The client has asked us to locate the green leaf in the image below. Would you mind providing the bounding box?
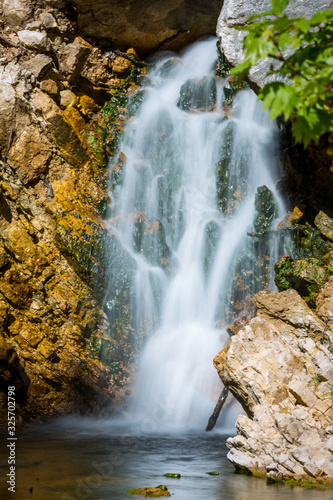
[271,0,289,16]
[260,82,298,121]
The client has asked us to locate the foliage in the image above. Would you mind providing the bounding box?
[231,0,333,147]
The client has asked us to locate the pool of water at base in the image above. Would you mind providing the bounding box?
[0,419,332,500]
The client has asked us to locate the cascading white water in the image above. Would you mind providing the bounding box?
[106,38,286,429]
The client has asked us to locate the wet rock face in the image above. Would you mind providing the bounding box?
[71,0,223,55]
[214,288,333,485]
[217,0,333,90]
[0,0,143,424]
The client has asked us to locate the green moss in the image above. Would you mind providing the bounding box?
[274,255,293,291]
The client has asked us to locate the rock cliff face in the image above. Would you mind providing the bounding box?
[71,0,224,55]
[0,0,145,424]
[214,286,333,485]
[217,0,333,90]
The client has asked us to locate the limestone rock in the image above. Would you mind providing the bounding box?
[214,288,333,485]
[71,0,223,55]
[217,0,333,90]
[17,30,52,52]
[3,0,33,29]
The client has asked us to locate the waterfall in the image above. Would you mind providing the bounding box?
[106,38,286,430]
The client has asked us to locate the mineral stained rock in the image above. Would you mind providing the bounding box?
[214,288,333,485]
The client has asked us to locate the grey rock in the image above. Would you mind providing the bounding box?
[217,0,333,90]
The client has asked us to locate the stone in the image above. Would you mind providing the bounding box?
[0,83,16,153]
[25,21,43,31]
[20,54,53,80]
[112,56,132,74]
[40,12,58,30]
[214,287,333,485]
[58,37,93,82]
[3,0,33,29]
[217,0,333,90]
[127,487,171,497]
[39,79,58,96]
[7,127,52,184]
[253,185,278,234]
[78,95,98,116]
[315,211,333,241]
[17,30,52,52]
[59,89,78,109]
[316,276,333,320]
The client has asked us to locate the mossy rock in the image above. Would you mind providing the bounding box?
[127,486,171,497]
[207,471,219,475]
[164,473,181,478]
[177,77,216,112]
[253,185,279,234]
[293,222,333,261]
[275,255,329,306]
[314,211,333,241]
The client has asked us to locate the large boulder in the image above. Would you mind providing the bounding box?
[71,0,223,55]
[217,0,333,89]
[214,288,333,485]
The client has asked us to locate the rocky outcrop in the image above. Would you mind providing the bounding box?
[71,0,223,55]
[214,288,333,485]
[0,0,143,424]
[217,0,333,90]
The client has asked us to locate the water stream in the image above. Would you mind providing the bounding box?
[106,37,286,429]
[1,38,331,500]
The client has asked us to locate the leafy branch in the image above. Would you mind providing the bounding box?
[231,0,333,148]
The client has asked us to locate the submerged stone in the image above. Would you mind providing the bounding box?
[207,471,219,475]
[164,473,181,478]
[127,486,171,497]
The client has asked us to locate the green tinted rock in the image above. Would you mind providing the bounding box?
[177,77,216,111]
[314,211,333,241]
[164,473,181,478]
[207,471,219,475]
[253,185,279,234]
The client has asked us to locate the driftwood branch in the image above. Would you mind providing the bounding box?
[206,386,229,431]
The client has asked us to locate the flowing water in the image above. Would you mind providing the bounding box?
[0,39,330,500]
[106,37,286,428]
